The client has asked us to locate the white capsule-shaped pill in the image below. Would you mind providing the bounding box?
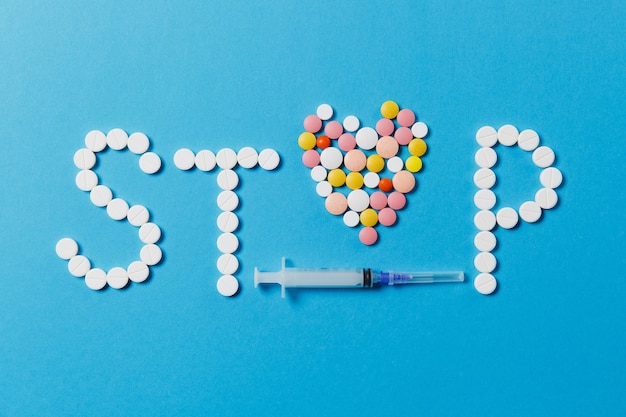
[474,189,496,210]
[140,244,162,266]
[128,261,150,283]
[518,129,540,151]
[532,146,555,168]
[535,187,558,209]
[474,231,497,252]
[75,170,98,191]
[540,167,563,189]
[519,201,542,223]
[216,148,238,170]
[217,253,239,275]
[127,132,150,154]
[217,169,239,191]
[473,168,496,189]
[174,148,196,170]
[127,205,150,226]
[475,126,498,147]
[73,148,97,170]
[85,130,107,152]
[139,222,161,244]
[474,251,497,273]
[474,147,498,168]
[217,190,239,212]
[139,152,162,174]
[258,148,280,170]
[107,198,130,221]
[90,185,113,207]
[217,211,239,233]
[107,267,129,289]
[237,147,258,169]
[106,128,128,151]
[195,150,216,171]
[496,207,519,229]
[316,181,332,197]
[68,255,91,277]
[85,268,107,290]
[217,275,239,297]
[474,273,497,295]
[498,124,518,146]
[474,210,496,231]
[56,238,79,260]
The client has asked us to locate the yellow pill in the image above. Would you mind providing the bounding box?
[366,154,385,173]
[298,132,317,150]
[380,100,400,119]
[345,172,364,190]
[408,138,427,156]
[327,169,346,187]
[360,208,378,227]
[405,156,423,172]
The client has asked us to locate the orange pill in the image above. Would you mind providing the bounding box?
[392,170,416,193]
[375,136,399,158]
[344,149,367,171]
[325,192,348,215]
[379,178,393,192]
[316,135,331,149]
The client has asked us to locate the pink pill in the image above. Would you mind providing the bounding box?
[302,149,320,168]
[378,208,397,226]
[344,149,367,172]
[396,109,416,127]
[304,115,322,133]
[387,191,406,210]
[375,136,399,159]
[394,127,413,145]
[359,227,378,246]
[325,121,344,139]
[370,192,388,210]
[376,118,395,136]
[338,133,356,151]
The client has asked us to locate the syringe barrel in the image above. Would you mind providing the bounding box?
[283,268,366,288]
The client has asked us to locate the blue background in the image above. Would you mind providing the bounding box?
[1,1,625,416]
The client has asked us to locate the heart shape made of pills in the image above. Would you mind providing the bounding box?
[299,101,429,245]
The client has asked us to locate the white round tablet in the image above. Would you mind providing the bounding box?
[474,251,497,273]
[107,267,129,289]
[316,103,333,120]
[473,168,496,189]
[217,253,239,275]
[56,237,78,260]
[217,190,239,212]
[258,148,280,170]
[139,222,161,244]
[320,147,343,169]
[217,275,239,297]
[140,244,162,266]
[217,232,239,254]
[73,148,96,170]
[474,147,498,168]
[363,172,380,188]
[310,165,327,182]
[497,124,519,146]
[128,261,150,283]
[195,150,216,171]
[347,189,370,212]
[75,170,98,191]
[518,129,540,151]
[496,207,519,229]
[90,185,113,207]
[411,122,428,139]
[85,268,107,290]
[343,210,360,227]
[475,126,498,147]
[316,181,332,197]
[216,148,238,170]
[532,146,555,168]
[237,147,258,169]
[540,167,563,189]
[217,211,239,233]
[217,169,239,191]
[139,152,162,174]
[68,255,91,277]
[519,201,542,223]
[474,273,497,295]
[535,187,558,209]
[474,231,497,252]
[127,132,150,154]
[474,210,496,231]
[174,148,196,170]
[127,205,149,226]
[107,198,130,221]
[343,115,360,132]
[85,130,107,152]
[106,128,128,151]
[355,127,378,150]
[474,189,497,210]
[387,156,404,173]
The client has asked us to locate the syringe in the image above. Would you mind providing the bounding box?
[254,258,464,297]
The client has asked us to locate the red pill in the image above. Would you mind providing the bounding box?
[316,135,331,149]
[379,178,393,192]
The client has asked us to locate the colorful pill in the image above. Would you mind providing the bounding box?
[378,178,393,192]
[344,149,367,171]
[360,208,378,227]
[396,109,415,127]
[304,114,323,133]
[325,192,348,215]
[298,132,317,150]
[366,154,385,173]
[359,227,378,246]
[316,135,331,149]
[369,191,388,210]
[380,100,400,119]
[376,118,395,136]
[387,192,406,210]
[376,136,399,159]
[378,207,397,226]
[394,127,413,145]
[302,149,320,168]
[405,156,423,172]
[392,170,416,193]
[327,169,346,187]
[345,172,364,190]
[338,133,356,151]
[408,138,427,156]
[325,121,344,139]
